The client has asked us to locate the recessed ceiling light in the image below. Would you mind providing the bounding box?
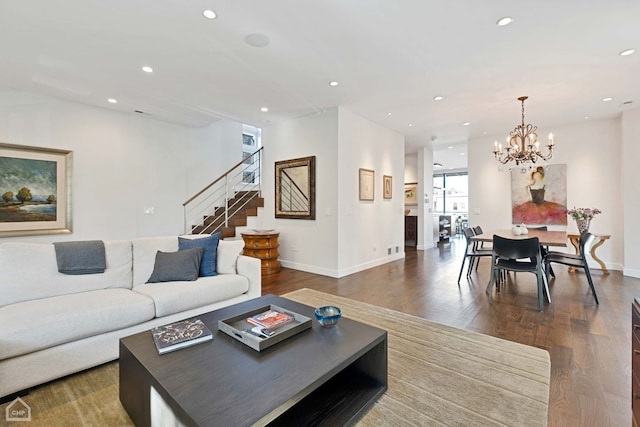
[448,146,453,149]
[329,81,339,87]
[459,152,465,156]
[602,97,613,102]
[463,122,471,126]
[584,116,589,120]
[620,48,635,56]
[203,9,217,19]
[408,123,413,127]
[433,96,443,101]
[496,16,513,27]
[387,112,392,116]
[108,98,117,104]
[260,107,269,112]
[142,66,153,73]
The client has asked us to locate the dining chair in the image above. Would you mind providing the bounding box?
[470,225,492,272]
[457,228,493,284]
[487,235,550,311]
[544,232,599,304]
[528,225,554,277]
[473,226,489,248]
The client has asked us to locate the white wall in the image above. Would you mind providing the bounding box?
[336,108,405,276]
[262,107,405,278]
[622,108,640,277]
[404,153,419,216]
[468,116,626,272]
[262,109,340,276]
[417,147,435,249]
[0,91,241,243]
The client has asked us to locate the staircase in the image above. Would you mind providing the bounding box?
[184,148,263,238]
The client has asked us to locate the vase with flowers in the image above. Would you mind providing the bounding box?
[567,207,602,233]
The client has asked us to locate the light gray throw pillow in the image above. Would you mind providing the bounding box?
[146,247,204,283]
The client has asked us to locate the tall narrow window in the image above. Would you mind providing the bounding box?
[242,125,261,184]
[433,172,468,237]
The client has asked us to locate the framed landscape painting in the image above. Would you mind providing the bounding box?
[0,143,72,236]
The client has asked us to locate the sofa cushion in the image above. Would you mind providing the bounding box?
[0,289,155,360]
[131,236,179,286]
[146,247,204,283]
[217,239,246,274]
[178,233,221,277]
[134,275,249,317]
[0,240,133,307]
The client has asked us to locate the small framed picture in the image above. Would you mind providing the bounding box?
[383,175,392,199]
[404,182,417,205]
[359,168,374,201]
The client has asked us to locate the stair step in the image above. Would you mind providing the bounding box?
[221,227,235,238]
[190,192,262,239]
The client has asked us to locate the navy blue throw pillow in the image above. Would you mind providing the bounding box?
[178,233,221,277]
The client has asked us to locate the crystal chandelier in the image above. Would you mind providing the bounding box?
[493,96,554,166]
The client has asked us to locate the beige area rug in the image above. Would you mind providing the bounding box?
[0,289,550,426]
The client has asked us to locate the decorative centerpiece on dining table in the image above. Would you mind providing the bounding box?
[567,207,602,233]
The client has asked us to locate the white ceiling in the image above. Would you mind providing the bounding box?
[1,1,639,170]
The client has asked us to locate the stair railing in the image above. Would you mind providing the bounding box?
[183,147,263,235]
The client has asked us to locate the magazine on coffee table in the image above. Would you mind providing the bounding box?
[246,309,295,330]
[218,304,311,352]
[151,319,213,355]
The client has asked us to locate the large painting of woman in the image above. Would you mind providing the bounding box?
[511,164,567,225]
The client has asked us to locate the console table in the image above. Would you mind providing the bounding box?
[241,229,280,275]
[568,233,610,274]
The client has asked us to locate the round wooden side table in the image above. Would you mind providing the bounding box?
[241,230,281,276]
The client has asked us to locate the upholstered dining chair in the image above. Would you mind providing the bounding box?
[487,235,550,311]
[544,232,599,304]
[457,228,493,284]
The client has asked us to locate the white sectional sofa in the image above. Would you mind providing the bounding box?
[0,235,261,399]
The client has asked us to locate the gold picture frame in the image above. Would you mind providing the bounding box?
[0,142,73,237]
[359,168,375,201]
[383,175,392,199]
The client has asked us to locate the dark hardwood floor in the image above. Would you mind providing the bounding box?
[263,235,640,427]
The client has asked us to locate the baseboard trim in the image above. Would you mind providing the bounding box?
[279,253,406,279]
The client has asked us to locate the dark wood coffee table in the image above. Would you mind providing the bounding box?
[119,294,387,426]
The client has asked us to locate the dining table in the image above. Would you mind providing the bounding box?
[471,229,568,247]
[472,228,568,299]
